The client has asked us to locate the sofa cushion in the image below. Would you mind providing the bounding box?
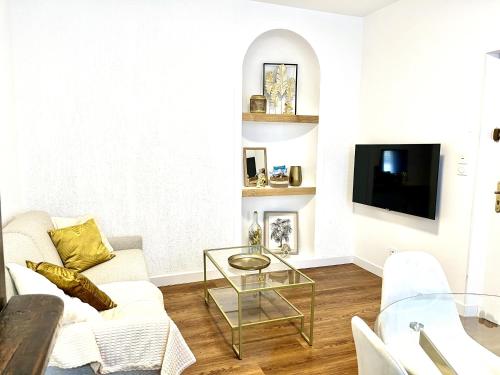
[81,249,149,285]
[52,215,115,253]
[27,261,117,311]
[48,219,115,272]
[7,263,102,325]
[3,211,63,299]
[97,281,165,321]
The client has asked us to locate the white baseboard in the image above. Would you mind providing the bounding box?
[150,269,219,287]
[352,256,383,277]
[287,255,354,270]
[150,255,353,287]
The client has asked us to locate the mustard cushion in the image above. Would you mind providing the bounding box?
[26,260,117,311]
[48,218,115,272]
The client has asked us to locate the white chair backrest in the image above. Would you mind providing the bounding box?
[381,251,452,310]
[352,316,408,375]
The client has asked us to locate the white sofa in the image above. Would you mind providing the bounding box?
[3,210,194,375]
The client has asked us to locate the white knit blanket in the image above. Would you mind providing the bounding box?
[49,281,196,375]
[50,316,195,374]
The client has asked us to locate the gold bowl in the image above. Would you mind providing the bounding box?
[228,253,271,271]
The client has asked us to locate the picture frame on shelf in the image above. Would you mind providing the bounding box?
[262,63,298,115]
[264,211,299,254]
[243,147,268,187]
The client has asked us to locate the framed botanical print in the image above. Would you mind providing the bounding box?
[262,63,298,115]
[264,211,299,254]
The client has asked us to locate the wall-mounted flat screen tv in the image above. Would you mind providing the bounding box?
[353,144,441,219]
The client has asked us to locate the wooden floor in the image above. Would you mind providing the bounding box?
[161,264,381,375]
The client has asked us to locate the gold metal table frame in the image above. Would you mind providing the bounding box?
[203,245,315,359]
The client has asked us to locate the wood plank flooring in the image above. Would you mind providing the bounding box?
[161,264,381,375]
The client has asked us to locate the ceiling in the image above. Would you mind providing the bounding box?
[254,0,400,17]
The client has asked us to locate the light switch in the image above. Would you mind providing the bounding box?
[457,152,468,176]
[458,154,468,165]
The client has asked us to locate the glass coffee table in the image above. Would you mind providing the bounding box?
[203,245,315,359]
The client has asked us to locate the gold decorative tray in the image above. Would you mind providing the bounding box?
[228,253,271,271]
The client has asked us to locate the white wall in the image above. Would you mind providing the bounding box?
[7,0,239,276]
[356,0,500,292]
[4,0,363,280]
[0,0,20,222]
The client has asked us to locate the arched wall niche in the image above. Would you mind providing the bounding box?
[242,29,320,115]
[240,29,321,258]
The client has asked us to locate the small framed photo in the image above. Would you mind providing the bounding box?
[264,211,299,254]
[262,63,298,115]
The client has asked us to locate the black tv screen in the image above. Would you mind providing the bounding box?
[353,144,441,219]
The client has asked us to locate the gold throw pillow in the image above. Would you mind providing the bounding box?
[26,260,117,311]
[48,218,115,272]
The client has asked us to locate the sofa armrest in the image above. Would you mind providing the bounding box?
[108,235,143,250]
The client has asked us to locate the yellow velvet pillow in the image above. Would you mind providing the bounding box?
[48,218,115,272]
[26,260,117,311]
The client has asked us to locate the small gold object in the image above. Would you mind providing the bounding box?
[495,182,500,213]
[228,253,271,271]
[256,171,267,188]
[250,95,266,113]
[280,244,291,258]
[289,166,302,187]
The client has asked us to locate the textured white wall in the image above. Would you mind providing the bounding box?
[0,0,19,223]
[5,0,363,278]
[356,0,500,292]
[7,0,239,276]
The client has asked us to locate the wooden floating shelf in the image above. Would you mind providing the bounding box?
[242,113,319,124]
[242,186,316,197]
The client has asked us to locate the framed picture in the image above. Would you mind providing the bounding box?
[264,211,299,254]
[242,147,268,187]
[262,63,298,115]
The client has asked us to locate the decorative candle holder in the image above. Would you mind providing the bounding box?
[250,95,267,113]
[289,166,302,186]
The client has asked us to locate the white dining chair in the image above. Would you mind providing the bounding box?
[380,251,452,310]
[351,316,408,375]
[378,251,500,375]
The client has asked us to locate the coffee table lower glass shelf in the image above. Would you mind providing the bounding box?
[208,287,304,327]
[203,245,315,359]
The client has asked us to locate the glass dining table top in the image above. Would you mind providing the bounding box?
[376,293,500,375]
[204,245,313,293]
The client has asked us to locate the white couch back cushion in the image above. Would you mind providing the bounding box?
[3,210,63,298]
